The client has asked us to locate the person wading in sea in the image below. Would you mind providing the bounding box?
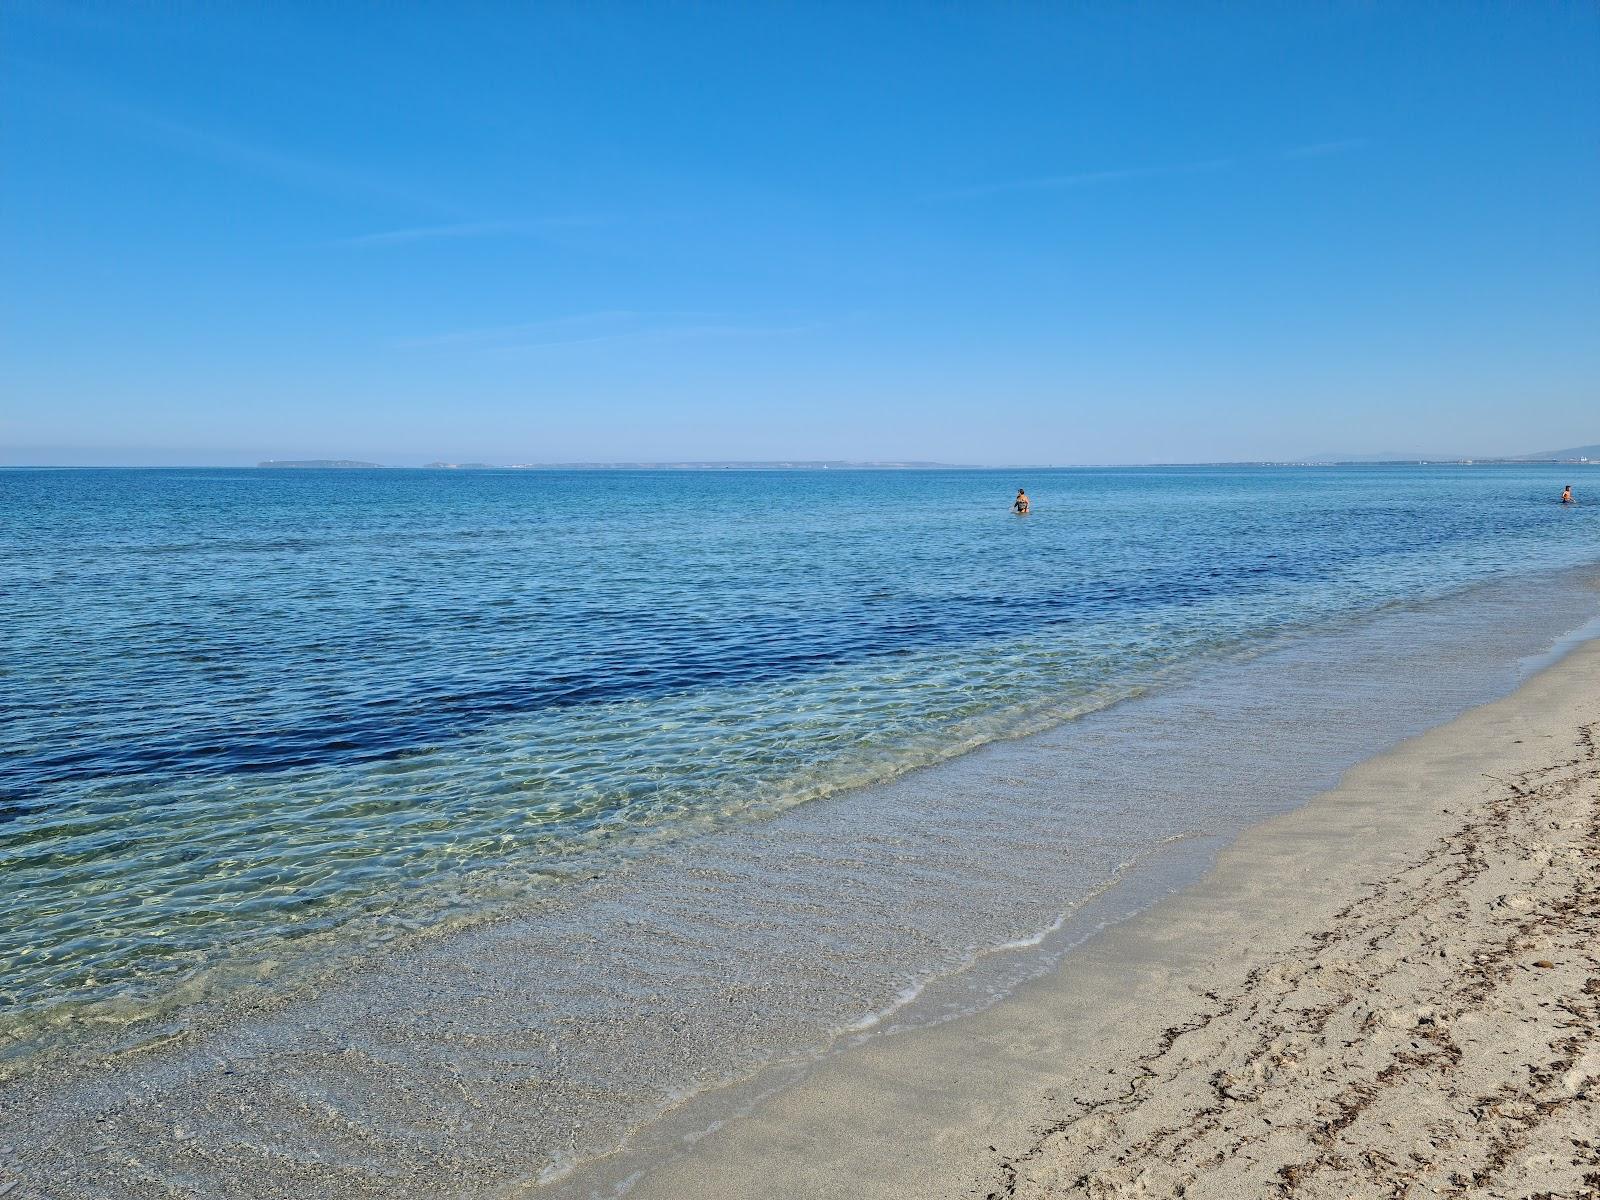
[1012,488,1030,515]
[1561,484,1574,504]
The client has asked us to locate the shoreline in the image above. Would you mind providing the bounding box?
[5,579,1599,1199]
[596,636,1600,1199]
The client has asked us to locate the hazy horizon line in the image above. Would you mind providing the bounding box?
[6,456,1597,471]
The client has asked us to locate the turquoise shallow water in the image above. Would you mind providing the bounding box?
[1,464,1597,1045]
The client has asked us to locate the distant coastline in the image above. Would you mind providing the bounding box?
[257,459,984,471]
[244,451,1598,471]
[1302,442,1600,466]
[5,452,1594,471]
[257,459,385,469]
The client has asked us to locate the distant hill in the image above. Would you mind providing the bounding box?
[1304,443,1598,465]
[258,459,384,468]
[1517,444,1600,462]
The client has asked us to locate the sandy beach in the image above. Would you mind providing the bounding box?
[10,2,1599,1195]
[601,636,1600,1200]
[5,620,1600,1200]
[4,620,1598,1200]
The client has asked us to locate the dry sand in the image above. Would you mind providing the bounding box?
[604,638,1600,1200]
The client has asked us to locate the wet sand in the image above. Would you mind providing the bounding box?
[606,637,1600,1200]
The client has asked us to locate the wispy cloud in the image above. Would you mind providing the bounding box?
[339,221,527,247]
[933,157,1233,201]
[29,62,457,216]
[1283,137,1369,159]
[399,310,816,352]
[337,216,608,248]
[399,311,641,349]
[110,105,455,215]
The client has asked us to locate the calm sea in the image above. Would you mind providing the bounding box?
[2,464,1597,1071]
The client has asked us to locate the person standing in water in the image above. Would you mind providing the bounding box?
[1012,488,1030,515]
[1561,484,1573,504]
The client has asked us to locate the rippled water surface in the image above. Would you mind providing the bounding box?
[2,465,1597,1047]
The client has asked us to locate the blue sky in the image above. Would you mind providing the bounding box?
[3,2,1596,465]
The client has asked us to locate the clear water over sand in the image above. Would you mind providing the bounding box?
[2,464,1597,1054]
